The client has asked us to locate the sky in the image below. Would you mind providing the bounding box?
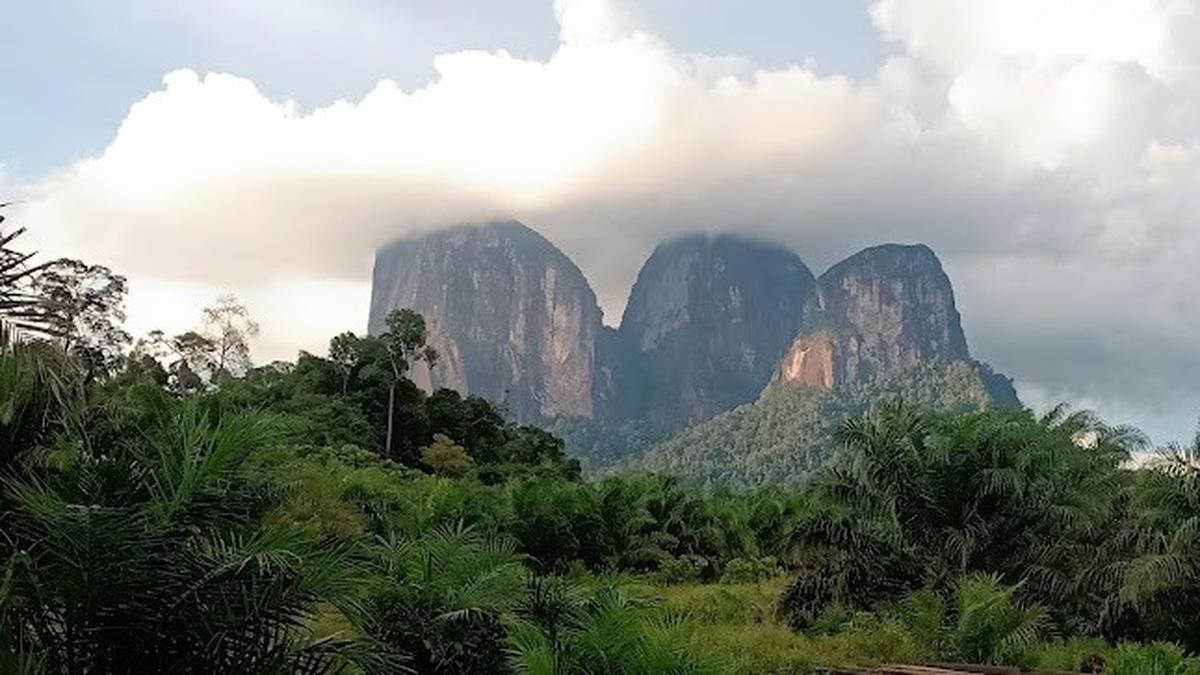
[3,0,1199,444]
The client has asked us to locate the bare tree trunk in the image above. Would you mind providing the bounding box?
[386,381,396,458]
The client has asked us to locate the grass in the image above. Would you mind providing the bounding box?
[632,577,935,674]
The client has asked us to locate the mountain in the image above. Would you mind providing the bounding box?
[772,243,1017,405]
[774,244,968,390]
[624,243,1019,487]
[619,234,815,428]
[368,220,611,422]
[369,223,1019,485]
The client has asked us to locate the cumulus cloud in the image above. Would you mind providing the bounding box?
[15,0,1200,441]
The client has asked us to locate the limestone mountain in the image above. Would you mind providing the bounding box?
[618,234,815,428]
[626,243,1019,487]
[369,223,1018,484]
[368,220,612,423]
[775,244,968,389]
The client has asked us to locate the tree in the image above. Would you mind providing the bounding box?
[201,294,259,377]
[421,433,474,476]
[779,400,1137,630]
[0,205,55,337]
[1119,429,1200,647]
[0,391,387,672]
[382,309,438,458]
[359,523,525,674]
[170,330,219,392]
[134,328,217,393]
[31,257,130,377]
[328,331,363,394]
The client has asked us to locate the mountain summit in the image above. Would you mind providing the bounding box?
[775,244,969,390]
[619,234,815,428]
[368,220,609,422]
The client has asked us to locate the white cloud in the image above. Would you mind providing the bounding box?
[14,0,1200,442]
[870,0,1199,82]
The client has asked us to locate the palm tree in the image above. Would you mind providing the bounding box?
[356,522,526,674]
[1118,428,1200,647]
[0,205,55,339]
[507,581,703,675]
[780,400,1138,629]
[0,392,383,673]
[950,573,1050,664]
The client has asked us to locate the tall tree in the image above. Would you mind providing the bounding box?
[168,330,219,392]
[329,331,363,394]
[382,309,438,458]
[31,257,130,377]
[133,328,217,393]
[201,294,259,377]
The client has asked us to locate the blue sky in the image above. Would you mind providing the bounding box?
[5,0,1200,444]
[3,0,888,180]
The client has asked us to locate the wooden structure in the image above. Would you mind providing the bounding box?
[823,664,1080,674]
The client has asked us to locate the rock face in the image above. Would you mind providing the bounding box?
[775,244,970,389]
[368,224,1019,447]
[368,221,608,422]
[636,244,1020,488]
[619,235,815,427]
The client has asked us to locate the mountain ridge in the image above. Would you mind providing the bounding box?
[368,220,1018,483]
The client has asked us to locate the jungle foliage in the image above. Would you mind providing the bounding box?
[3,219,1200,672]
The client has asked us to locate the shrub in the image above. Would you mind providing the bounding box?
[720,556,780,584]
[1026,637,1110,672]
[951,573,1049,666]
[653,555,706,585]
[1106,641,1200,675]
[422,433,474,476]
[508,584,708,674]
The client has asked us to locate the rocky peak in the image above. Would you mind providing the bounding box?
[368,220,606,423]
[777,243,969,388]
[620,234,815,427]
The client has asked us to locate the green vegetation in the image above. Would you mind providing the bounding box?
[630,360,1011,488]
[4,216,1200,672]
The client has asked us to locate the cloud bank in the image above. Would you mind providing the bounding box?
[17,0,1200,441]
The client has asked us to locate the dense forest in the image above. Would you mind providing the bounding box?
[620,360,1011,488]
[4,215,1200,674]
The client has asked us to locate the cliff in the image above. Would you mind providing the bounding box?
[619,234,815,427]
[368,220,608,422]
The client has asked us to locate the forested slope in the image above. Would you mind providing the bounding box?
[629,361,1007,487]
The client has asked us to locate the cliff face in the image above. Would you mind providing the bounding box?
[619,235,815,427]
[368,221,607,422]
[775,244,970,389]
[636,244,1020,488]
[368,224,1018,449]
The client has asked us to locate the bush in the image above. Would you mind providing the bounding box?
[951,573,1049,666]
[1026,637,1110,672]
[653,555,706,585]
[508,584,708,674]
[720,556,780,584]
[421,433,474,476]
[1106,641,1200,675]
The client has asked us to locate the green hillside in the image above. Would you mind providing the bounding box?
[626,361,1016,488]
